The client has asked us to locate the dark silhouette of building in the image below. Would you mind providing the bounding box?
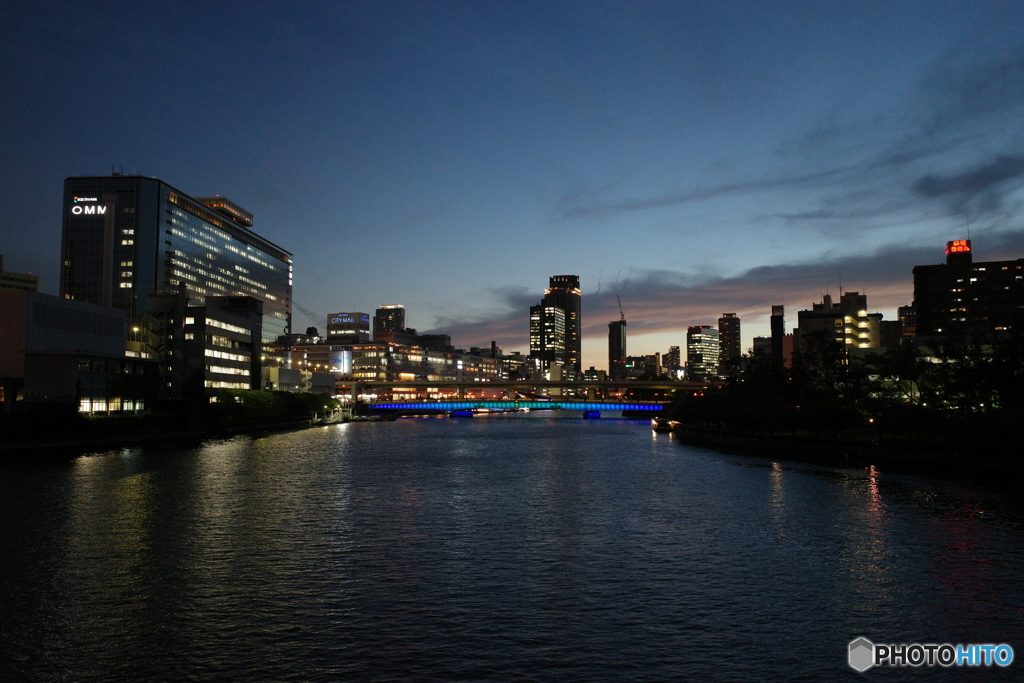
[770,305,785,365]
[718,313,741,366]
[898,305,916,337]
[0,290,157,413]
[544,275,582,372]
[373,305,406,338]
[608,319,626,380]
[664,345,681,377]
[913,240,1024,336]
[0,255,39,292]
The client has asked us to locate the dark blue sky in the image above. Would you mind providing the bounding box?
[3,1,1024,367]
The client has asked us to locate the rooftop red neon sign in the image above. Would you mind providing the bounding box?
[946,239,971,255]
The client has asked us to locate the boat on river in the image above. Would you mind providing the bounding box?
[652,417,675,433]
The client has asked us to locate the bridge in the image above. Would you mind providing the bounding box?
[367,399,666,413]
[336,379,709,415]
[339,379,708,401]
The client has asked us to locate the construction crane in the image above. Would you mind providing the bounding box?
[617,294,625,321]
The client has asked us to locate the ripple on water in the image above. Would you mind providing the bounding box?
[1,418,1023,681]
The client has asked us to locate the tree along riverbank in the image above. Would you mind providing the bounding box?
[0,389,342,456]
[665,332,1024,475]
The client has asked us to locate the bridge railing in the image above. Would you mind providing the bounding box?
[367,399,665,412]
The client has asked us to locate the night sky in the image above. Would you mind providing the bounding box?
[3,1,1024,369]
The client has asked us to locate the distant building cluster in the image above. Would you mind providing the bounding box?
[2,170,1021,416]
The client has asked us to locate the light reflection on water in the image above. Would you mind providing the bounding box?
[2,418,1023,681]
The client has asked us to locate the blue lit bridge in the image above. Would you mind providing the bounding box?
[367,400,665,414]
[347,379,705,416]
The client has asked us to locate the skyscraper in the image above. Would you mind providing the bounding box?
[529,301,566,371]
[718,313,740,366]
[61,174,292,345]
[770,305,785,365]
[608,319,627,380]
[686,325,720,380]
[373,305,406,338]
[664,345,682,378]
[544,275,582,372]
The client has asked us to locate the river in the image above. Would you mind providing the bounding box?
[2,414,1022,681]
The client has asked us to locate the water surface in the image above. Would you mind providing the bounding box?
[2,416,1022,680]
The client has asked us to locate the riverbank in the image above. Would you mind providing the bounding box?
[670,423,1024,477]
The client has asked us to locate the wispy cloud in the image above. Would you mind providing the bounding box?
[913,154,1024,213]
[554,48,1024,232]
[553,165,855,222]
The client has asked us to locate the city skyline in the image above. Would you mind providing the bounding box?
[3,2,1024,368]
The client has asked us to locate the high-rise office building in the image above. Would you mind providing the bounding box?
[374,305,406,338]
[913,240,1024,336]
[60,175,292,345]
[770,305,785,365]
[686,325,720,380]
[897,305,916,337]
[718,313,741,366]
[529,301,566,371]
[327,312,370,343]
[664,345,682,377]
[608,319,627,380]
[544,275,581,372]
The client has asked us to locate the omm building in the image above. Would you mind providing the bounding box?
[61,174,292,346]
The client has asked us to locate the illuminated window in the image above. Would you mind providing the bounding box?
[206,319,249,334]
[207,365,250,376]
[121,239,134,246]
[119,282,132,288]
